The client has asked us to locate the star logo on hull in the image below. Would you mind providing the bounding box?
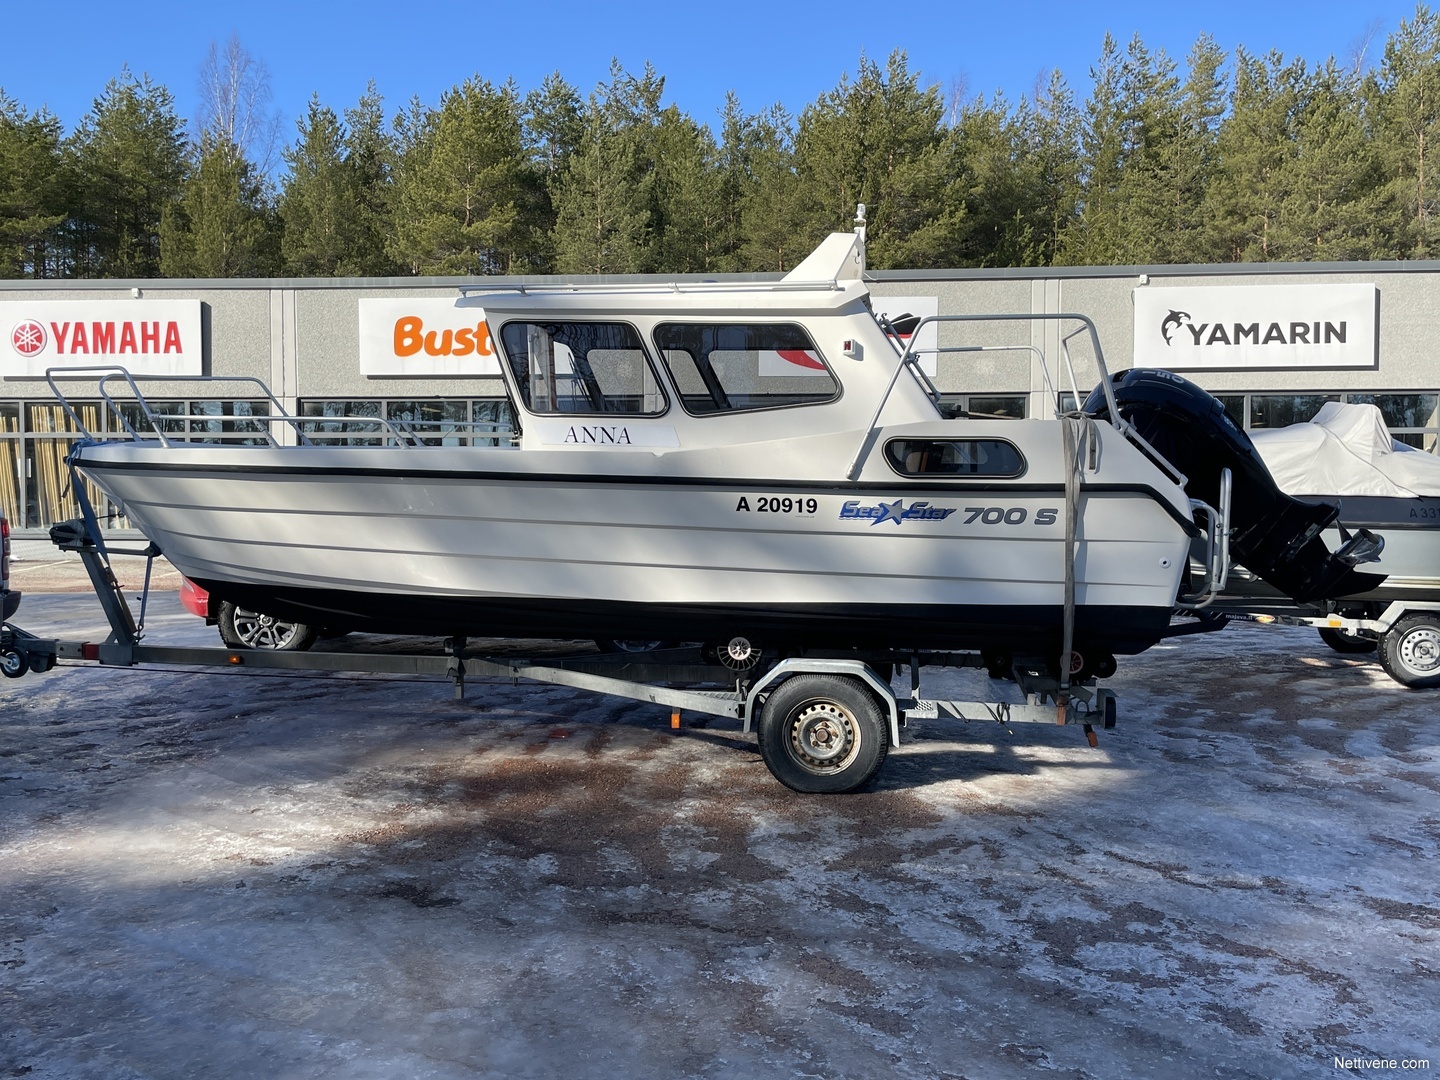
[869,499,908,526]
[838,499,959,525]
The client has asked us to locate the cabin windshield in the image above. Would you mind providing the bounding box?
[654,323,840,415]
[498,321,667,415]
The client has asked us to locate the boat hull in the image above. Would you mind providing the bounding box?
[190,580,1176,655]
[1316,495,1440,598]
[76,448,1193,656]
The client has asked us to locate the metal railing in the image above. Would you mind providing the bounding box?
[46,367,517,449]
[847,312,1124,481]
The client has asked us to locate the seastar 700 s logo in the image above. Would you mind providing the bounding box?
[840,499,958,526]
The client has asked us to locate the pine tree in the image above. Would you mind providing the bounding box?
[737,106,807,272]
[278,97,355,275]
[340,82,402,275]
[388,77,530,274]
[0,92,67,277]
[650,106,722,272]
[1373,5,1440,255]
[792,51,947,269]
[919,93,1043,268]
[551,106,651,273]
[709,94,755,272]
[1280,61,1389,259]
[519,73,584,272]
[68,68,188,277]
[159,136,275,277]
[551,62,666,274]
[1204,49,1305,261]
[278,86,398,276]
[524,73,584,180]
[1143,35,1227,263]
[1060,34,1127,264]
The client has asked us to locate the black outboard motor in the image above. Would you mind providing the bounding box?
[1084,369,1384,603]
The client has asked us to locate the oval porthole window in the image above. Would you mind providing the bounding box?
[884,438,1026,478]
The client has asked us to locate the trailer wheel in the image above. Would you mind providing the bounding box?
[595,639,675,654]
[1318,627,1378,654]
[1379,615,1440,688]
[756,674,888,794]
[1,645,27,679]
[218,602,319,652]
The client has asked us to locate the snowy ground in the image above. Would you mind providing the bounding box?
[1,593,1437,1079]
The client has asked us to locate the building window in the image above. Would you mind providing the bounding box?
[1207,391,1439,454]
[298,398,516,447]
[1248,394,1343,430]
[945,393,1030,419]
[1348,393,1439,451]
[4,401,118,531]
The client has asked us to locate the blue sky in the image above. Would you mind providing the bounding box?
[1,0,1427,139]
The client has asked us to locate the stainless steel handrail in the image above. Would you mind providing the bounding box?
[846,312,1122,481]
[1177,468,1233,609]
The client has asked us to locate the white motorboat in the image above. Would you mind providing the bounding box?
[51,223,1369,676]
[1249,402,1440,599]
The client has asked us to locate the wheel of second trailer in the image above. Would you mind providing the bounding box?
[1,645,27,679]
[1318,627,1378,654]
[1379,614,1440,688]
[756,674,888,794]
[595,639,676,654]
[218,602,320,652]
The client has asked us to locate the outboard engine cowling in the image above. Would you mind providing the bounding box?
[1084,369,1384,603]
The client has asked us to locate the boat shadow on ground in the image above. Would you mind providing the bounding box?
[673,722,1118,792]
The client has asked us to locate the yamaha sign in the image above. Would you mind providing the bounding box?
[1,299,203,377]
[1133,283,1378,370]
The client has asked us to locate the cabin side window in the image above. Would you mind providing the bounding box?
[653,323,840,415]
[498,321,667,415]
[884,438,1026,478]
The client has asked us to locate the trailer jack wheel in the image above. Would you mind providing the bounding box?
[1,646,28,679]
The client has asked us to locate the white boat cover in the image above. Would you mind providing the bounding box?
[1250,402,1440,498]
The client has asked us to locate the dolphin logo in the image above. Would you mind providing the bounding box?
[1160,309,1191,345]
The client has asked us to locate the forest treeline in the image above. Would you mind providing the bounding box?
[7,8,1440,279]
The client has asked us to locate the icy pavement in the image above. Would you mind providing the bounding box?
[1,596,1437,1079]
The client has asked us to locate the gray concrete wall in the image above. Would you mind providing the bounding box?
[1,261,1436,408]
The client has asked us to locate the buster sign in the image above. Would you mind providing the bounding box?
[358,298,501,376]
[1,299,203,377]
[1134,283,1378,370]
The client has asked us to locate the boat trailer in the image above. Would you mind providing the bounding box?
[1,519,1119,793]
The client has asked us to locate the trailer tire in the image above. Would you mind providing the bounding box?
[1380,614,1440,688]
[756,674,888,794]
[1318,627,1377,654]
[1,646,27,679]
[218,602,320,652]
[596,639,675,654]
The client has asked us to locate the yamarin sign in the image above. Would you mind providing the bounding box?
[1134,283,1378,370]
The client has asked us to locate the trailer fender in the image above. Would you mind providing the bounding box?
[744,659,901,747]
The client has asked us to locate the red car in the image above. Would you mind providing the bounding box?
[179,577,327,651]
